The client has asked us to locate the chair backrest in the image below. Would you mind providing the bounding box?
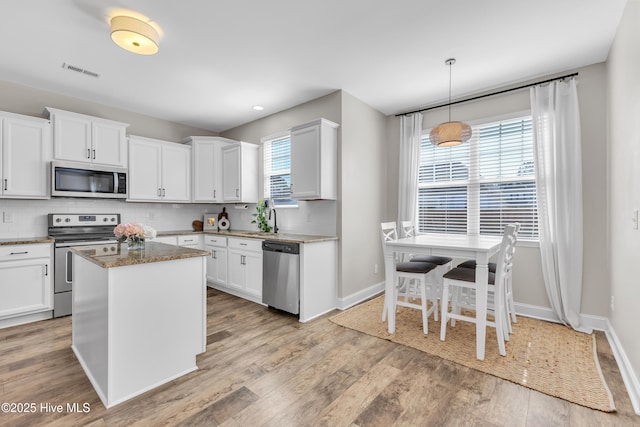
[495,223,519,286]
[400,221,415,238]
[380,222,398,256]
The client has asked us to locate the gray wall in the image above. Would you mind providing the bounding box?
[385,62,609,317]
[339,92,388,298]
[0,80,216,141]
[607,0,640,391]
[221,90,390,299]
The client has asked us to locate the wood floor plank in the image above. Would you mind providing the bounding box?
[0,288,635,426]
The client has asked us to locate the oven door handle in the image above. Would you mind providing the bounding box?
[65,250,73,284]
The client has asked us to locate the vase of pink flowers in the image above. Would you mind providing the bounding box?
[114,223,156,251]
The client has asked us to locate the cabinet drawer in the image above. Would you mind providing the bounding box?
[177,235,202,246]
[0,244,51,261]
[228,238,262,252]
[204,235,227,247]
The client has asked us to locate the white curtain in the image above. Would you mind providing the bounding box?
[530,79,589,333]
[398,113,423,224]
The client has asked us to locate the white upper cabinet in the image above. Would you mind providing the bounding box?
[221,142,258,203]
[184,136,235,203]
[0,112,51,199]
[290,118,339,200]
[128,135,191,202]
[45,107,128,167]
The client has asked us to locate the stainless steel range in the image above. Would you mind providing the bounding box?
[48,213,120,317]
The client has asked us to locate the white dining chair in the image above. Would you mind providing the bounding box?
[439,223,518,356]
[454,222,520,334]
[400,221,453,321]
[380,222,439,334]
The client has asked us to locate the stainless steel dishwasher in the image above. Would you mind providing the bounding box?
[262,240,300,315]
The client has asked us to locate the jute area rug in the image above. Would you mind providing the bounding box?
[329,296,615,412]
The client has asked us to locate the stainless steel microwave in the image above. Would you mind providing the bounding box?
[51,160,127,199]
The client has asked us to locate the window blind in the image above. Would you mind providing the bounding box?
[263,134,296,206]
[417,116,538,238]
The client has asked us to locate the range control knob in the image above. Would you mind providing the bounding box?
[111,218,116,222]
[103,218,108,222]
[55,218,62,223]
[64,218,71,223]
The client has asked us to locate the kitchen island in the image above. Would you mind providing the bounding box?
[70,241,208,408]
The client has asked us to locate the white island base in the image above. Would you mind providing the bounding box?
[71,248,206,408]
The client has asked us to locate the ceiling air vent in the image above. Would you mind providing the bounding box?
[62,62,100,78]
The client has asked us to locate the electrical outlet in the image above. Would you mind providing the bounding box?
[610,296,615,312]
[374,264,379,274]
[633,208,639,230]
[3,211,14,223]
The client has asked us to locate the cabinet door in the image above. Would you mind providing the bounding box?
[52,113,92,163]
[128,138,162,201]
[0,259,52,319]
[161,143,191,202]
[226,248,245,291]
[206,247,227,285]
[290,125,321,199]
[222,145,241,202]
[2,116,51,198]
[193,140,216,202]
[92,121,127,166]
[243,250,263,298]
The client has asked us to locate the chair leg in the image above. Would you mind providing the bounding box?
[495,296,507,356]
[440,280,449,341]
[508,277,517,324]
[420,279,428,334]
[381,296,387,322]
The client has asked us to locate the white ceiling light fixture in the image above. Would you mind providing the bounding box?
[252,105,264,111]
[110,15,159,55]
[429,58,472,147]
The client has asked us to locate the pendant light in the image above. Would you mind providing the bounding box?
[111,16,159,55]
[429,58,471,147]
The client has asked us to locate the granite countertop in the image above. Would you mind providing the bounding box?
[0,237,54,246]
[70,241,209,268]
[157,229,338,244]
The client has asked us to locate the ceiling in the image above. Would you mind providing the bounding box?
[0,0,628,133]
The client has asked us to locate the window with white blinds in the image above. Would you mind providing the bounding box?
[417,115,538,239]
[263,133,297,207]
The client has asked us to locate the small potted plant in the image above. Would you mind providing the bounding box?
[251,200,272,233]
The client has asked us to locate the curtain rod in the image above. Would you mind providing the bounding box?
[396,72,579,117]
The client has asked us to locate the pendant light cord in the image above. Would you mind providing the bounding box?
[448,60,452,122]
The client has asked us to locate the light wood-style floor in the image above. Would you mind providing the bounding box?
[0,288,638,426]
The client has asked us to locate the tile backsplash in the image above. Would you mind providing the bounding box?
[0,198,337,238]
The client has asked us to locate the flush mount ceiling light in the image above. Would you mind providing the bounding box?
[429,58,471,147]
[110,15,159,55]
[252,105,264,111]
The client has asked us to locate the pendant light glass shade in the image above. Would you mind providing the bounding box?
[430,58,471,147]
[111,16,159,55]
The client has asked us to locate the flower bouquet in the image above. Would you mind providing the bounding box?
[114,223,157,250]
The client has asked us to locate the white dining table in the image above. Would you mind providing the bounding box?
[384,233,502,361]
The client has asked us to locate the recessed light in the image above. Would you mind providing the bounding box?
[252,105,264,111]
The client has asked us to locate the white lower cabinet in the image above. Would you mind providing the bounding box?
[226,238,263,301]
[0,243,53,325]
[204,236,227,287]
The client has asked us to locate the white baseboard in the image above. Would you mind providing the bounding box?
[604,321,640,415]
[0,310,53,329]
[336,281,384,310]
